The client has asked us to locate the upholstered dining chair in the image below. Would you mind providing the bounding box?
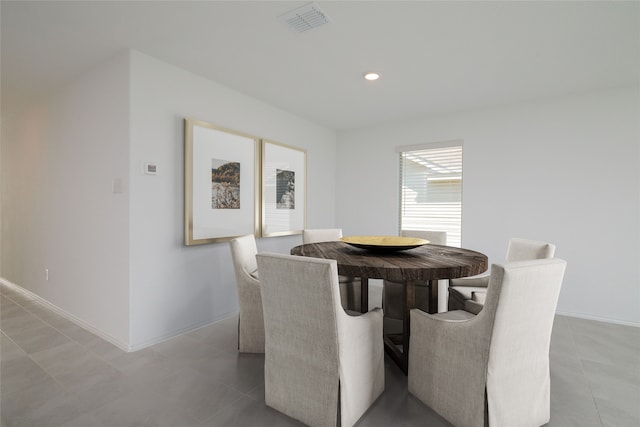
[409,258,567,427]
[229,234,264,353]
[256,253,385,427]
[448,238,556,313]
[303,228,362,312]
[383,230,447,322]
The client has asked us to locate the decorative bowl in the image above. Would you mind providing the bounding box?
[340,235,429,253]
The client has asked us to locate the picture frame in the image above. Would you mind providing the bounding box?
[261,139,307,237]
[184,118,260,245]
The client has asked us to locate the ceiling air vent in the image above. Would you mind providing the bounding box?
[279,2,331,33]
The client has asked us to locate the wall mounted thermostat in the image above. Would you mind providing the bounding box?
[144,162,158,175]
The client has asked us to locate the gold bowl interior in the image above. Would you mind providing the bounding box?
[340,235,429,252]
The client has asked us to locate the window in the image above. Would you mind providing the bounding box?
[398,141,463,247]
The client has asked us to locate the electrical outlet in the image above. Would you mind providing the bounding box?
[112,178,123,194]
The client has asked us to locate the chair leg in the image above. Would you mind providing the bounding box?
[428,280,438,314]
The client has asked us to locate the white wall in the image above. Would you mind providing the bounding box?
[1,50,337,350]
[128,51,337,348]
[336,86,640,325]
[1,53,131,344]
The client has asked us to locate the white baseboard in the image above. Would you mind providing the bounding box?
[127,312,237,352]
[556,310,640,328]
[0,278,239,352]
[0,277,132,351]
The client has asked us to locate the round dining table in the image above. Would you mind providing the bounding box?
[290,240,488,373]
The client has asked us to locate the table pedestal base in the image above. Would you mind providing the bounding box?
[383,335,408,374]
[290,242,488,376]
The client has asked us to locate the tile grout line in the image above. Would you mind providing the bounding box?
[565,317,605,427]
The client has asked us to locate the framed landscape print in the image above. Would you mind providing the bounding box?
[184,119,259,245]
[261,139,306,237]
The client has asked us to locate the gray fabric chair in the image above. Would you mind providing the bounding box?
[464,291,486,315]
[409,258,567,427]
[448,238,556,312]
[229,234,264,353]
[303,228,362,312]
[383,230,447,320]
[256,252,385,427]
[302,228,344,244]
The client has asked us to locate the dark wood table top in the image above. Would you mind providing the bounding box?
[290,241,488,282]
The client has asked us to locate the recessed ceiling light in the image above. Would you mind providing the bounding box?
[363,72,380,81]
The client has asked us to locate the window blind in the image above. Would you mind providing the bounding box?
[398,143,463,247]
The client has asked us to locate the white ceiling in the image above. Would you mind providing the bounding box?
[2,1,639,130]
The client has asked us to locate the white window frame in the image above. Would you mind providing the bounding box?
[396,140,463,247]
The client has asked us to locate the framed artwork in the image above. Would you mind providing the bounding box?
[261,139,306,237]
[184,118,259,245]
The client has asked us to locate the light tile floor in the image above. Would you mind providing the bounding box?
[1,282,638,427]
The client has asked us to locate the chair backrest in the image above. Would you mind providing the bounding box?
[486,258,566,361]
[229,234,258,279]
[401,229,447,245]
[505,238,556,262]
[302,228,343,244]
[256,252,341,426]
[483,258,567,425]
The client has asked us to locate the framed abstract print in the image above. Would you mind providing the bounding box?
[260,140,306,237]
[184,118,259,245]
